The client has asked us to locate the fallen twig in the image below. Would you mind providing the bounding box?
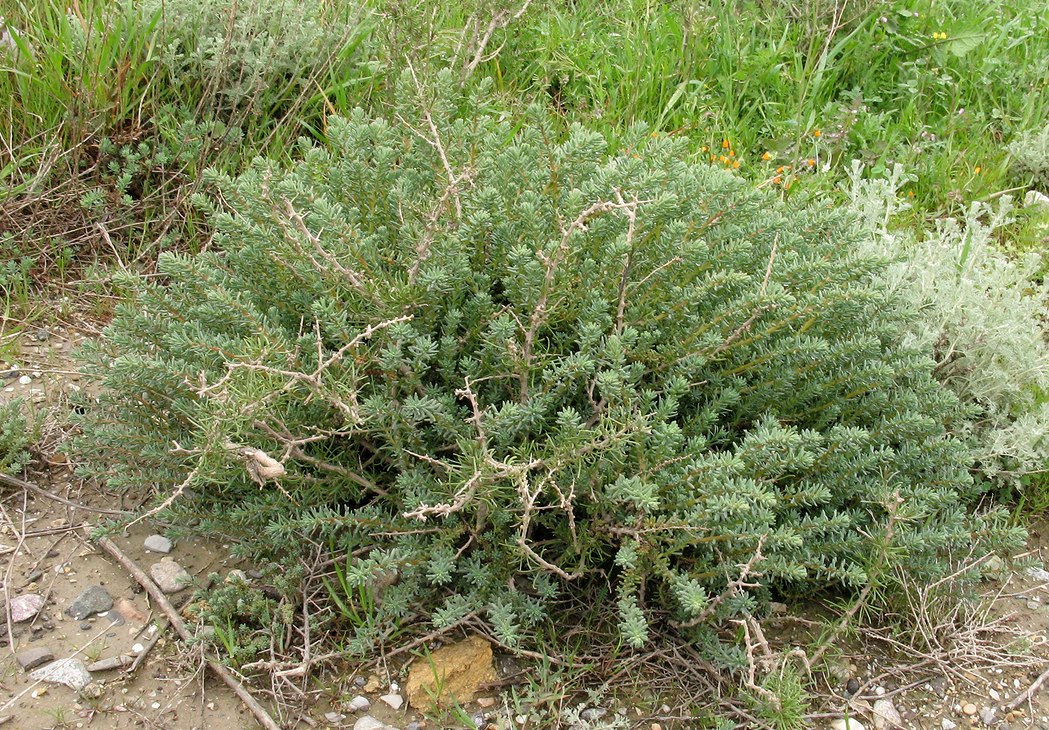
[96,537,282,730]
[0,472,131,516]
[1005,664,1049,711]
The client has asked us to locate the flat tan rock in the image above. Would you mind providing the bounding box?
[405,636,495,709]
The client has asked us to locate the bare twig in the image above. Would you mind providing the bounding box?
[95,537,282,730]
[0,472,131,515]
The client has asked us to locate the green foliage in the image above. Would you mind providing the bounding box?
[187,578,292,668]
[0,399,32,476]
[71,75,1023,654]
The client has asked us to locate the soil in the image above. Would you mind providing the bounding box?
[4,324,1049,730]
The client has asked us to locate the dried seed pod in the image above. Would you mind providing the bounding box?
[240,447,285,484]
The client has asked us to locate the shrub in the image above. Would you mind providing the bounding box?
[0,399,32,476]
[71,73,1021,654]
[848,162,1049,488]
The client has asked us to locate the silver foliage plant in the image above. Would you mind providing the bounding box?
[848,161,1049,486]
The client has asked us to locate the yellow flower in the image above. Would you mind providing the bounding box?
[812,129,821,137]
[762,151,771,161]
[729,150,735,157]
[722,139,730,149]
[807,158,816,167]
[732,160,740,169]
[974,166,981,174]
[701,146,708,153]
[907,190,915,198]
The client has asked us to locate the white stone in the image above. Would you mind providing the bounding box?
[348,696,370,712]
[872,698,902,729]
[1025,190,1049,209]
[353,717,389,730]
[18,375,31,385]
[941,720,957,730]
[379,693,403,710]
[144,535,172,554]
[830,720,865,730]
[29,658,93,690]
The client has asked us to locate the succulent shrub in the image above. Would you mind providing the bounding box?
[71,73,1021,653]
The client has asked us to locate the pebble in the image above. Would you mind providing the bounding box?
[846,678,860,695]
[1027,600,1042,610]
[66,585,114,620]
[979,708,996,726]
[348,696,370,712]
[581,707,607,722]
[15,647,55,671]
[353,717,393,730]
[225,569,249,584]
[963,703,978,716]
[989,688,1001,701]
[1026,567,1049,582]
[353,676,367,688]
[406,724,421,730]
[150,560,192,593]
[872,698,902,729]
[10,594,45,624]
[324,712,345,724]
[80,621,93,630]
[18,375,31,385]
[831,720,866,730]
[144,535,173,554]
[29,658,93,690]
[941,720,957,730]
[379,693,404,710]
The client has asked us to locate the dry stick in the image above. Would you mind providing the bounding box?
[0,472,131,516]
[1005,664,1049,711]
[95,537,282,730]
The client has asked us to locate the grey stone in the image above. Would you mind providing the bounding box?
[1026,567,1049,582]
[16,646,54,671]
[29,657,93,690]
[79,621,92,630]
[324,712,344,724]
[66,585,113,620]
[407,724,421,730]
[581,707,607,722]
[348,696,370,712]
[225,569,249,584]
[150,560,191,593]
[979,708,996,726]
[942,720,957,730]
[144,534,172,554]
[9,593,45,622]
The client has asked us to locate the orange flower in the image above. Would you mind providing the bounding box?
[808,158,816,167]
[974,166,981,174]
[722,139,730,149]
[732,160,740,169]
[773,175,782,184]
[762,151,771,161]
[812,129,822,137]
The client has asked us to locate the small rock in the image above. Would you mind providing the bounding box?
[9,593,45,622]
[846,678,860,695]
[362,674,381,693]
[352,717,387,730]
[248,569,264,579]
[830,720,865,730]
[324,711,344,724]
[66,585,113,620]
[112,597,146,625]
[132,642,146,653]
[348,696,370,712]
[80,621,93,630]
[150,560,192,593]
[989,688,1001,701]
[80,682,104,700]
[941,720,957,730]
[963,704,979,716]
[405,636,496,709]
[29,657,93,690]
[18,375,32,385]
[406,724,421,730]
[144,535,173,554]
[16,647,55,671]
[979,708,996,726]
[380,693,404,710]
[225,569,249,584]
[872,698,902,729]
[983,556,1006,576]
[471,713,486,729]
[353,676,367,689]
[581,707,607,722]
[1026,567,1049,582]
